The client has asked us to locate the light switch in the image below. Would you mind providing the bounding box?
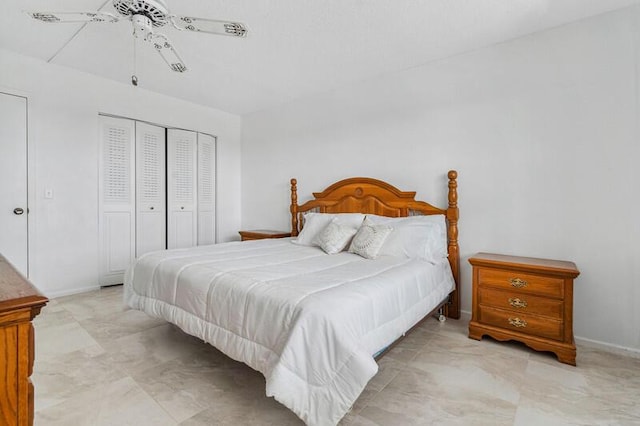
[45,189,53,199]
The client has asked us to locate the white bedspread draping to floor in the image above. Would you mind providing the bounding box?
[124,238,454,425]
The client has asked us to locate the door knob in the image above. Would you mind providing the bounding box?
[13,207,24,215]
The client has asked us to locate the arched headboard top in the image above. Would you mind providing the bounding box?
[301,177,446,216]
[289,171,460,319]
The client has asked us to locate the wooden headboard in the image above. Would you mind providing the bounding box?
[289,171,460,319]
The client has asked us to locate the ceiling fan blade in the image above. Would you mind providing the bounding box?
[148,33,188,72]
[171,16,247,38]
[27,11,119,24]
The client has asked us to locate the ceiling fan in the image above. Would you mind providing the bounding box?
[27,0,247,75]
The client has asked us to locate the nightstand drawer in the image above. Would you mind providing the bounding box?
[478,287,563,319]
[478,268,564,299]
[478,306,563,341]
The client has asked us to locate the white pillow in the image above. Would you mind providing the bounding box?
[293,213,364,246]
[348,217,393,259]
[367,214,448,262]
[314,218,358,254]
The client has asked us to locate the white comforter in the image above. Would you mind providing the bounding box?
[124,238,455,425]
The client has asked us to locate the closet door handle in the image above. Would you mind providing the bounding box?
[149,206,154,210]
[13,207,24,215]
[180,206,184,210]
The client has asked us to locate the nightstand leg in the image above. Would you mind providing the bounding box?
[468,322,484,340]
[555,349,577,366]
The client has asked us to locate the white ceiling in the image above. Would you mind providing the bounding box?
[1,0,638,115]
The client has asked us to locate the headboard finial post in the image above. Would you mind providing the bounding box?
[447,170,458,210]
[290,178,299,236]
[445,170,460,319]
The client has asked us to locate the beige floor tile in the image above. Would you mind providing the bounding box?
[33,345,127,411]
[33,301,76,329]
[35,376,177,426]
[36,321,102,360]
[365,357,406,392]
[56,286,127,320]
[101,323,208,375]
[178,390,302,425]
[339,414,382,426]
[518,356,640,424]
[363,367,518,425]
[132,349,264,423]
[78,308,167,344]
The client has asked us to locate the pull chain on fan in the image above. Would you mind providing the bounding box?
[131,36,138,86]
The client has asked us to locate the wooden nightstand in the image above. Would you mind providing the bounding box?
[239,230,292,241]
[468,253,580,365]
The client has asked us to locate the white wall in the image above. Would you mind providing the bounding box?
[0,48,242,298]
[242,7,640,352]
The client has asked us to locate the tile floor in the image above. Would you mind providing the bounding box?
[32,285,640,425]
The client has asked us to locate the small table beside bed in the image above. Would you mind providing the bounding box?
[124,170,460,426]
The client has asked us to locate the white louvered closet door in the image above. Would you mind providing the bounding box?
[197,133,216,245]
[167,129,198,249]
[135,122,166,257]
[99,116,135,285]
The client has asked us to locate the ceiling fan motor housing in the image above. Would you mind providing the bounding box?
[112,0,169,27]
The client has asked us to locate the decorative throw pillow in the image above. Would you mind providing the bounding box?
[293,213,365,246]
[314,218,358,254]
[348,217,393,259]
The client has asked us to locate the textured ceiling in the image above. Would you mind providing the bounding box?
[1,0,638,115]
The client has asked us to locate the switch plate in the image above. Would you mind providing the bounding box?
[45,189,53,199]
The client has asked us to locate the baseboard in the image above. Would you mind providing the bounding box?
[459,309,472,321]
[44,285,101,299]
[575,336,640,359]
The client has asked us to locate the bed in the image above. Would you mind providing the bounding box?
[124,171,460,426]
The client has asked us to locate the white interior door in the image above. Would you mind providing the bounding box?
[167,129,197,249]
[99,116,135,285]
[135,122,166,257]
[0,93,28,276]
[197,133,216,245]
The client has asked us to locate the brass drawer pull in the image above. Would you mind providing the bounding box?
[509,278,528,288]
[508,317,527,328]
[508,298,527,309]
